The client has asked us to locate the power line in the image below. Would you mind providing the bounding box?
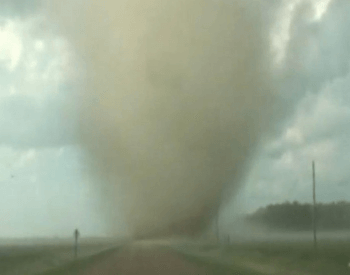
[312,161,317,254]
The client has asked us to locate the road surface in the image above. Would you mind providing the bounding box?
[76,243,233,275]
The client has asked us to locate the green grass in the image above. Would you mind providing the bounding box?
[221,240,350,275]
[0,250,46,274]
[38,247,120,275]
[171,240,350,275]
[4,239,349,275]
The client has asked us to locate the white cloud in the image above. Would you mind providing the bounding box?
[303,139,336,159]
[0,19,23,71]
[292,89,350,142]
[284,127,304,145]
[270,0,301,67]
[17,148,37,168]
[278,151,294,168]
[56,146,65,157]
[311,0,332,21]
[270,0,332,68]
[34,39,44,51]
[30,175,37,183]
[0,15,80,148]
[8,85,16,95]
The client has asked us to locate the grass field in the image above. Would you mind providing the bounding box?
[0,238,119,275]
[235,240,350,274]
[2,236,350,274]
[38,247,120,275]
[172,237,350,274]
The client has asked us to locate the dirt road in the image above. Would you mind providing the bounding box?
[77,243,233,275]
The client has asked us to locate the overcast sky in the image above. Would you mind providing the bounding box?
[0,0,349,237]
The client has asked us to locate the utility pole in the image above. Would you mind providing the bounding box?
[214,211,220,244]
[312,161,317,254]
[216,214,220,244]
[74,229,80,259]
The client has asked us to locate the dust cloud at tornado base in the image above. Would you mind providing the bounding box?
[49,0,278,238]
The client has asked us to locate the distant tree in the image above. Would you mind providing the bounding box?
[246,201,350,231]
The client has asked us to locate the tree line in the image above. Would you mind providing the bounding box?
[246,201,350,231]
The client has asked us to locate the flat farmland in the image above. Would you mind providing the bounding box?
[2,234,350,274]
[0,238,119,275]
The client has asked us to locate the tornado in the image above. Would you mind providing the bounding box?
[49,0,276,238]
